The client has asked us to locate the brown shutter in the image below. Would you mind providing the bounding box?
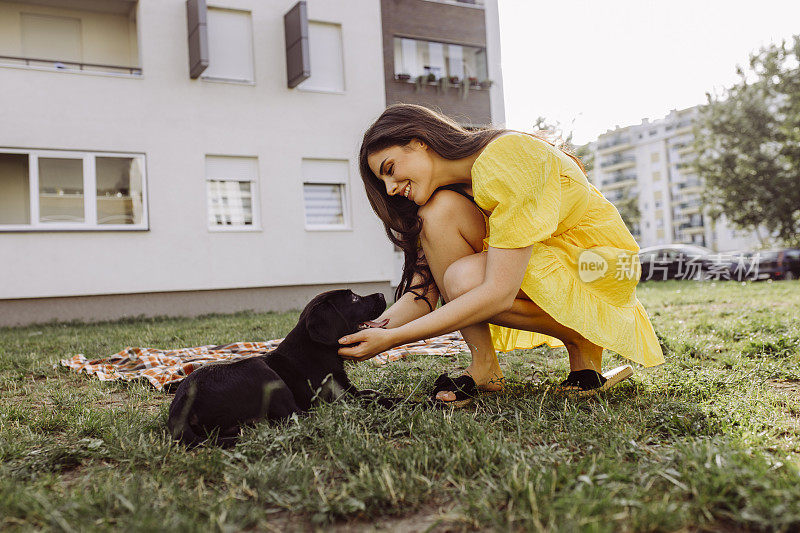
[186,0,209,79]
[284,1,310,88]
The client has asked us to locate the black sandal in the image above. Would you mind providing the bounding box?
[555,365,633,397]
[427,373,477,408]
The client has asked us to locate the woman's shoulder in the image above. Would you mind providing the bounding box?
[475,131,551,166]
[473,131,552,177]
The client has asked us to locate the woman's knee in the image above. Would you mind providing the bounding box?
[418,190,486,250]
[442,253,486,301]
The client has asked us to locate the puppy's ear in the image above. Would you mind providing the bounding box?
[306,301,347,345]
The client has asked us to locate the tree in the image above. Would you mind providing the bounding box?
[615,193,641,237]
[692,35,800,247]
[530,116,596,173]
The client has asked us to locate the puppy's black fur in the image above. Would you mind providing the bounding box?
[167,289,388,447]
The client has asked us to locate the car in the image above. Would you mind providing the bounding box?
[746,249,800,281]
[638,244,720,281]
[724,250,765,281]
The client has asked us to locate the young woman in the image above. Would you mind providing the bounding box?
[338,104,664,405]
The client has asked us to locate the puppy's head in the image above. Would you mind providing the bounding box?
[300,289,386,346]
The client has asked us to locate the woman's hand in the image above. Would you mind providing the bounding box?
[338,327,398,362]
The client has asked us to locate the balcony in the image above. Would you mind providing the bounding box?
[675,201,702,215]
[602,172,637,190]
[672,179,703,197]
[604,187,638,202]
[599,153,635,170]
[674,119,694,134]
[0,0,140,77]
[393,37,490,99]
[597,135,633,153]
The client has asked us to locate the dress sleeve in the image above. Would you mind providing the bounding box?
[475,135,563,249]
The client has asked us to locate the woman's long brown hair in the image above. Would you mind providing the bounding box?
[358,103,585,308]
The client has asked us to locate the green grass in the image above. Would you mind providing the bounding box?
[1,280,800,531]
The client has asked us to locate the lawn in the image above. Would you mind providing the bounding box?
[1,280,799,532]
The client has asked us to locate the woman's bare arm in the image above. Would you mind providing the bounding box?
[340,245,533,360]
[373,273,439,328]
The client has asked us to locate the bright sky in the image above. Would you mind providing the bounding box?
[497,0,800,145]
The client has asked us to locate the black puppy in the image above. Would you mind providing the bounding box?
[167,289,387,447]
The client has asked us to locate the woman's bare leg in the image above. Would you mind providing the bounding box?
[417,191,603,402]
[418,191,504,400]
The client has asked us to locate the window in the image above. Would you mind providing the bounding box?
[653,171,661,181]
[296,22,344,92]
[650,152,660,163]
[393,37,487,81]
[301,159,349,230]
[654,190,663,200]
[202,8,254,82]
[0,149,147,231]
[205,156,259,229]
[657,228,665,239]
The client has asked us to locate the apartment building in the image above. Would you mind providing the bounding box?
[0,0,392,326]
[588,107,761,252]
[379,0,505,283]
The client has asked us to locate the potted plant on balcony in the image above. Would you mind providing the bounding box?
[479,79,493,89]
[437,75,451,93]
[396,73,411,81]
[468,76,480,88]
[448,75,461,85]
[459,78,470,100]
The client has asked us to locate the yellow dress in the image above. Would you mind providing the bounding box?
[472,132,664,367]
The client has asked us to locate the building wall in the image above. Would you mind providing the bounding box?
[0,0,393,309]
[0,281,392,327]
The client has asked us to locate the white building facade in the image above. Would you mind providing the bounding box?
[0,0,395,326]
[589,107,762,252]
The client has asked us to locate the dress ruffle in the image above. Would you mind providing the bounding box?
[486,243,663,367]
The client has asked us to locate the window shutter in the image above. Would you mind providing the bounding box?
[186,0,209,79]
[284,1,310,88]
[303,184,344,226]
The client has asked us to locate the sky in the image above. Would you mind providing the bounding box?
[496,0,800,145]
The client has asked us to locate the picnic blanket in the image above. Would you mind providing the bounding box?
[59,333,469,391]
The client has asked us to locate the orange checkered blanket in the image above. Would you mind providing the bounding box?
[59,333,468,391]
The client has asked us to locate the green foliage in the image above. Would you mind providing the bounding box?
[693,34,800,247]
[615,190,641,235]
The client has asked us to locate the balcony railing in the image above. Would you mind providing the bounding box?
[598,136,631,150]
[0,55,142,76]
[676,200,702,211]
[604,172,637,186]
[672,179,702,195]
[600,154,635,168]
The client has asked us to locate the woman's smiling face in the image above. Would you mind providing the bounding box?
[367,139,435,206]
